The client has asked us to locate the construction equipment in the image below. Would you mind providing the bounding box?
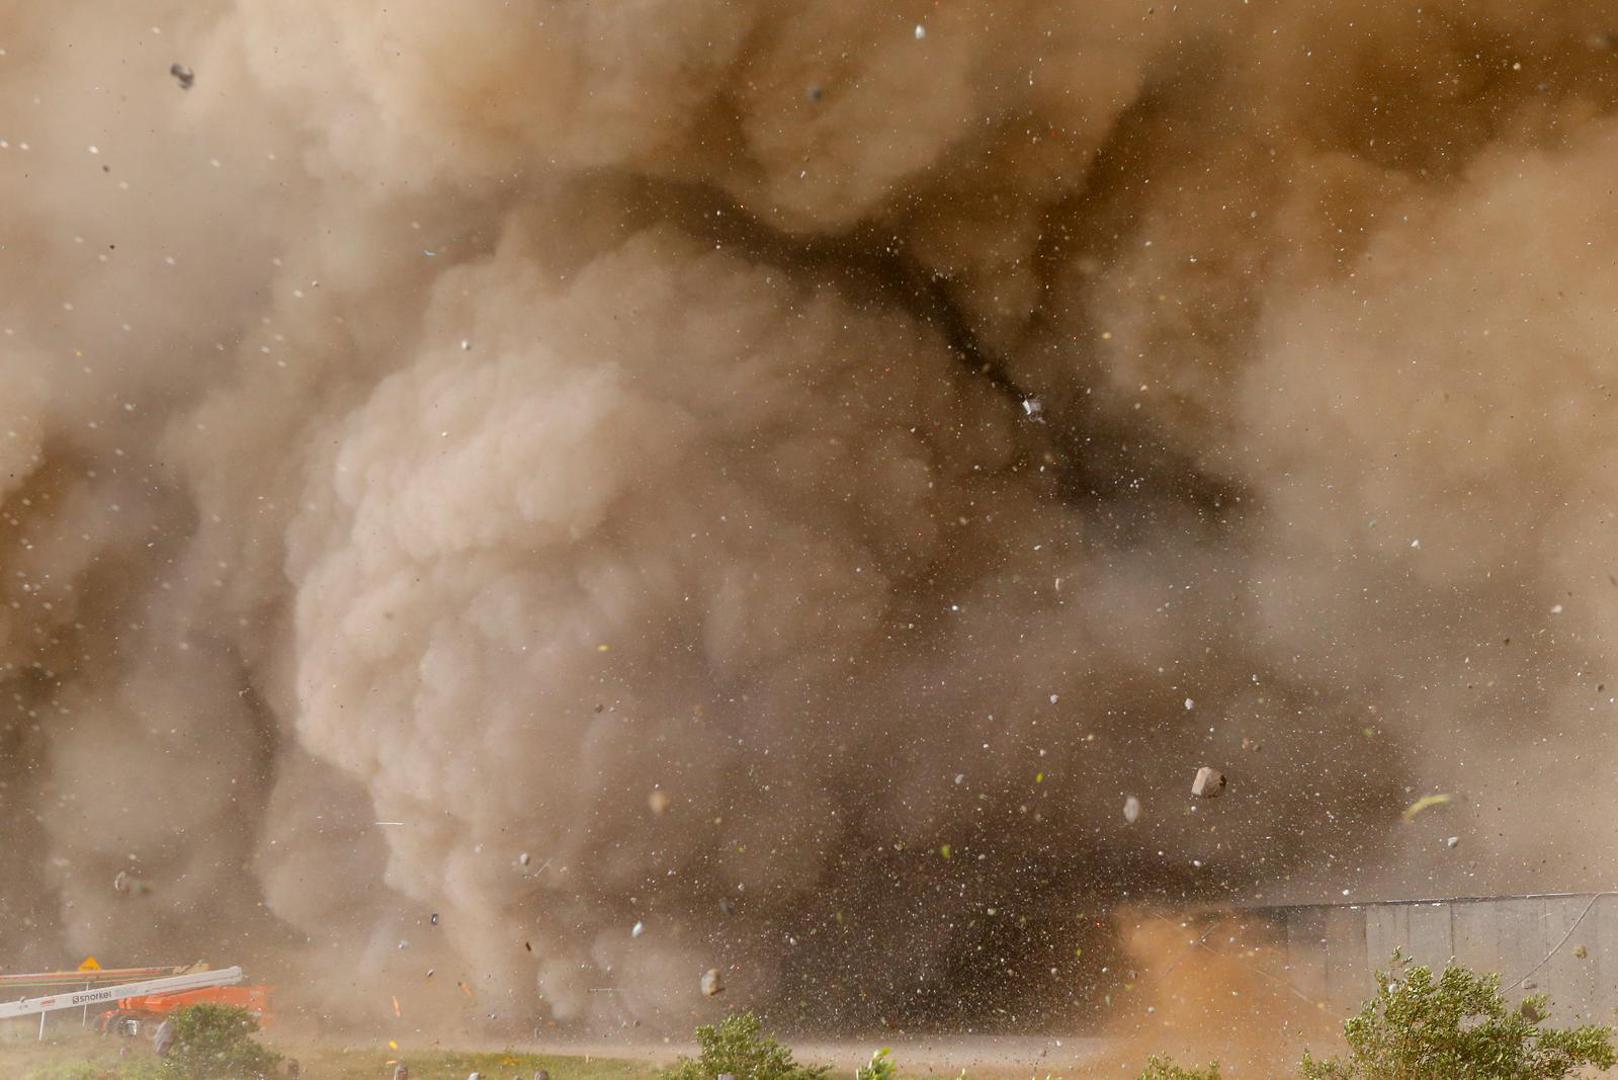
[0,966,245,1040]
[98,981,272,1037]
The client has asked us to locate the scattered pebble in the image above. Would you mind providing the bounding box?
[1123,795,1141,823]
[1444,836,1460,849]
[1191,766,1226,798]
[631,921,645,938]
[700,968,725,996]
[169,62,194,90]
[914,24,927,40]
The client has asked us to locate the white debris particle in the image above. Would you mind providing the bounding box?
[1551,604,1564,614]
[1184,697,1194,710]
[914,24,927,40]
[1049,693,1060,705]
[1123,795,1141,823]
[1410,538,1421,549]
[631,920,645,938]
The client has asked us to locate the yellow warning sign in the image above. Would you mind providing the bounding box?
[77,956,100,972]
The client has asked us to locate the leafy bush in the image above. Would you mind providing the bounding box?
[855,1048,897,1080]
[665,1012,829,1080]
[1300,955,1615,1080]
[1136,1055,1221,1080]
[162,1003,282,1080]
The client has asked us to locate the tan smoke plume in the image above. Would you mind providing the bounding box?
[1105,911,1336,1077]
[4,0,1618,1039]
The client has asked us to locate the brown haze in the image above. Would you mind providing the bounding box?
[3,0,1618,1042]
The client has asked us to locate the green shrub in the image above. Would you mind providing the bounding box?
[24,1063,106,1080]
[1136,1055,1221,1080]
[665,1012,829,1080]
[1300,954,1615,1080]
[162,1002,281,1080]
[855,1048,897,1080]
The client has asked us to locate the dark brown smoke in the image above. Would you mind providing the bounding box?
[4,0,1618,1039]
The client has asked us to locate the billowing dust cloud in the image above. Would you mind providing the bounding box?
[4,0,1618,1039]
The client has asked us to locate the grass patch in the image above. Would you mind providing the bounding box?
[0,1033,661,1080]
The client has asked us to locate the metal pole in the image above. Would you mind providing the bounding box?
[37,1008,45,1041]
[81,981,89,1028]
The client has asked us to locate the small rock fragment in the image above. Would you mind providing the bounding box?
[519,852,531,866]
[1444,836,1460,849]
[631,920,645,938]
[701,968,724,996]
[112,869,150,896]
[1191,767,1226,798]
[169,62,194,90]
[429,913,439,926]
[1122,795,1141,823]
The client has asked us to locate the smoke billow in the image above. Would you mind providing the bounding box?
[5,0,1618,1038]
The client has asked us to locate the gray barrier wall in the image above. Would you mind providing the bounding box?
[1247,893,1618,1023]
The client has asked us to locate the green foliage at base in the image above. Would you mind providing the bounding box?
[162,1003,282,1080]
[664,1013,829,1080]
[1136,1054,1221,1080]
[1300,954,1615,1080]
[855,1047,897,1080]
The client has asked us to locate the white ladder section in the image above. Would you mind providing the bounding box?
[0,966,243,1038]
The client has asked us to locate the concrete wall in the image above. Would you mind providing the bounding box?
[1253,893,1618,1023]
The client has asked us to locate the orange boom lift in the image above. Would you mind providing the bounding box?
[0,962,271,1039]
